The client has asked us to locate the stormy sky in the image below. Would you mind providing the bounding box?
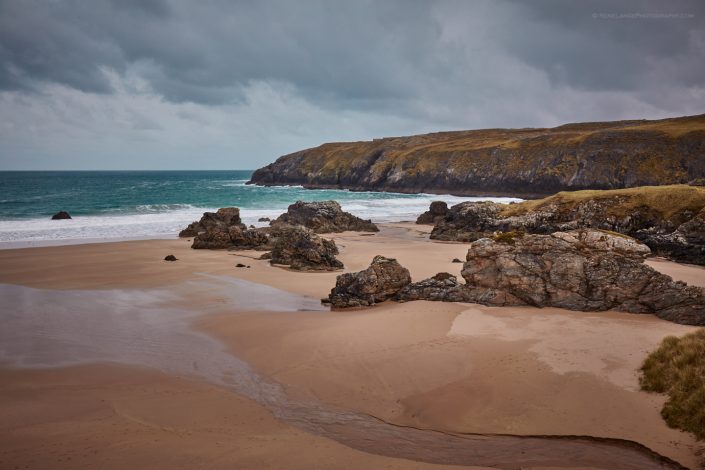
[1,0,704,170]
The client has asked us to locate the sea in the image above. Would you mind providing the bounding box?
[0,170,521,248]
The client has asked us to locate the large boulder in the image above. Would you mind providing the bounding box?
[327,256,411,307]
[269,227,343,271]
[460,230,705,325]
[416,201,449,225]
[271,200,379,233]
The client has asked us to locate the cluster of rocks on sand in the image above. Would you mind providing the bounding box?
[181,198,705,326]
[324,229,705,326]
[179,201,377,271]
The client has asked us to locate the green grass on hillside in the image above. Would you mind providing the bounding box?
[501,185,705,222]
[640,329,705,439]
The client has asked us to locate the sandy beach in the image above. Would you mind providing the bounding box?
[1,223,704,469]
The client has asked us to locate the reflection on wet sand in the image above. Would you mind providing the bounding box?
[0,276,689,469]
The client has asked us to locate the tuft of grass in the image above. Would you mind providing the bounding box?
[492,230,525,244]
[640,329,705,439]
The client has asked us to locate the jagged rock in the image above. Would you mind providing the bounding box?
[182,208,278,250]
[460,230,705,326]
[51,211,71,220]
[164,254,177,261]
[416,201,448,225]
[181,207,246,243]
[327,256,411,307]
[397,272,469,302]
[271,201,378,233]
[270,227,343,271]
[430,186,705,265]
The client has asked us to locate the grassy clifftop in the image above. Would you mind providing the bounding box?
[249,114,705,197]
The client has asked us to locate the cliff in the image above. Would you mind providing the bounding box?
[248,114,705,197]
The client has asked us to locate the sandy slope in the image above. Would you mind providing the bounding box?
[1,223,703,468]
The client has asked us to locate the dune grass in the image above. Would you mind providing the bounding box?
[639,329,705,439]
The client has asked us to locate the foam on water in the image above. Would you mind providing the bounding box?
[0,170,521,247]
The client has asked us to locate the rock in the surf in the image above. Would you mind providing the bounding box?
[416,201,448,225]
[51,211,72,220]
[271,200,379,233]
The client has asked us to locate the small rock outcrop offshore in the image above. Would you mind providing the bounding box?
[324,230,705,326]
[430,184,705,266]
[51,211,71,220]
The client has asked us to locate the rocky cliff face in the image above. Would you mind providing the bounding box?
[249,114,705,198]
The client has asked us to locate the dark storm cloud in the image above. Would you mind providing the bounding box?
[1,0,705,170]
[1,0,704,108]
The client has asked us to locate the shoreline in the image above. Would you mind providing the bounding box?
[1,224,704,468]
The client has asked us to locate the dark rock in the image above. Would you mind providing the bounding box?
[51,211,71,220]
[164,254,177,261]
[327,256,411,308]
[452,258,463,263]
[259,252,272,260]
[397,272,470,302]
[271,200,379,233]
[416,201,448,225]
[236,263,247,267]
[181,207,246,245]
[270,227,343,271]
[459,229,705,326]
[258,217,271,222]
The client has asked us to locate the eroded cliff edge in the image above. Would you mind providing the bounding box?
[248,114,705,198]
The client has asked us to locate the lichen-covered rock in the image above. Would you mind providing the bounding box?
[327,255,411,307]
[270,227,343,271]
[271,200,378,233]
[397,272,469,302]
[460,229,705,325]
[416,201,449,225]
[431,185,705,265]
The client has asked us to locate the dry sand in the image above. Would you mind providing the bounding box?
[1,223,704,469]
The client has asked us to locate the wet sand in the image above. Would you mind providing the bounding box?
[1,223,703,469]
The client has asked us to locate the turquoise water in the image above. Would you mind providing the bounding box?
[0,171,521,245]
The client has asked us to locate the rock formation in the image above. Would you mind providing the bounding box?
[430,185,705,265]
[249,114,705,198]
[269,227,343,271]
[324,230,705,325]
[164,254,177,261]
[458,230,705,325]
[271,200,378,233]
[180,207,245,240]
[51,211,71,220]
[397,272,468,302]
[327,256,411,307]
[415,201,448,225]
[179,208,345,270]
